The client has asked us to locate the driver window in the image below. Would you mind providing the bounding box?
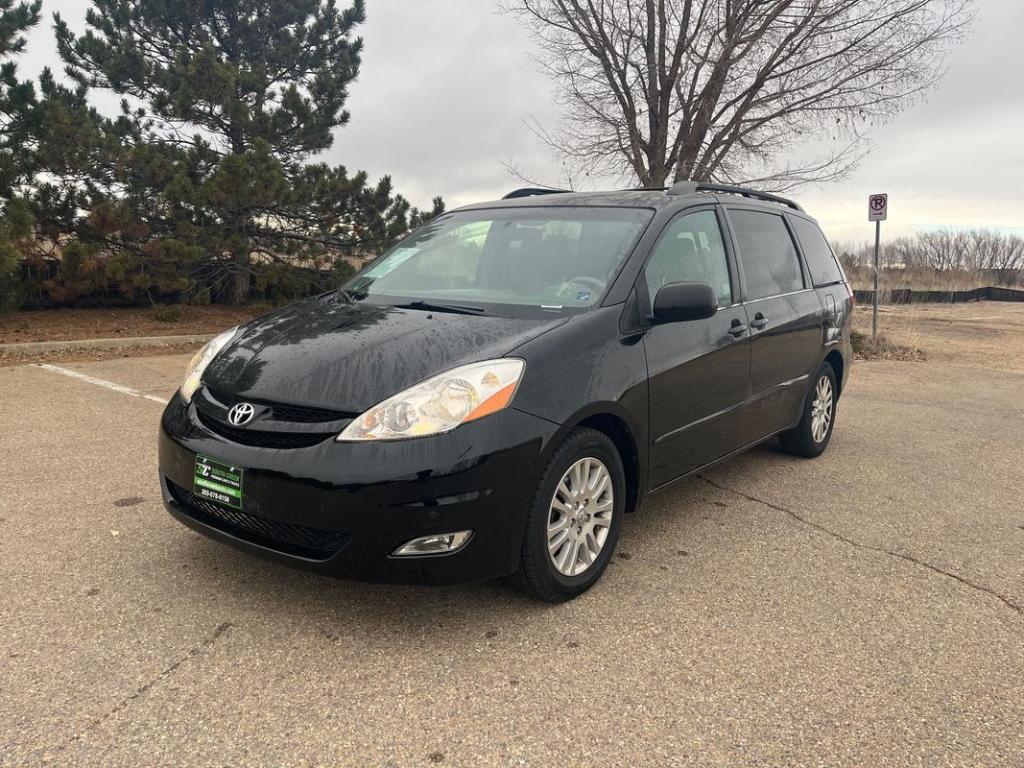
[645,210,732,307]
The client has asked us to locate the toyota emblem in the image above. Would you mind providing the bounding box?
[227,402,256,426]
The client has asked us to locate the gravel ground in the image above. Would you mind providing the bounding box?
[0,341,210,368]
[1,325,1022,766]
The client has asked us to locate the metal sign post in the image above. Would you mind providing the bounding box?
[868,194,888,338]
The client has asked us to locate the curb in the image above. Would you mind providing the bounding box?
[0,334,214,355]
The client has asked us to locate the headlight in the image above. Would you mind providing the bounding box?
[179,327,239,403]
[338,359,525,441]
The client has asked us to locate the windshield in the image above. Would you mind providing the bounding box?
[343,208,653,316]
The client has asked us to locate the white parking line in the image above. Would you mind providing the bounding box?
[35,364,169,405]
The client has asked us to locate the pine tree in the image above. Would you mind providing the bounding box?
[55,0,442,304]
[0,0,41,310]
[0,0,41,196]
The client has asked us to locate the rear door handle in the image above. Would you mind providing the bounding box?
[750,313,768,330]
[727,321,748,338]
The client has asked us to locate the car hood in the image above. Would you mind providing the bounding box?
[203,300,566,413]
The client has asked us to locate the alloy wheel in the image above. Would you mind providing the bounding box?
[546,457,614,577]
[810,375,834,443]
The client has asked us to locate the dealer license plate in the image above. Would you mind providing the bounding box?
[193,455,244,510]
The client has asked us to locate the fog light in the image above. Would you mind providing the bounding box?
[392,531,473,557]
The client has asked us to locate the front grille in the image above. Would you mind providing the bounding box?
[196,410,333,449]
[168,481,349,560]
[205,387,350,424]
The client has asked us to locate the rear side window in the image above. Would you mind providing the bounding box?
[730,210,805,300]
[791,217,844,287]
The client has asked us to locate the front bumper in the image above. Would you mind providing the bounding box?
[159,394,562,585]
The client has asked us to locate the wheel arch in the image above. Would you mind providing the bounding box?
[824,349,845,399]
[572,411,643,515]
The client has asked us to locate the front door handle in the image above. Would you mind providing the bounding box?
[750,313,768,330]
[727,320,748,338]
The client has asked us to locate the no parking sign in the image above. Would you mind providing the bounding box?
[868,193,888,338]
[869,193,888,222]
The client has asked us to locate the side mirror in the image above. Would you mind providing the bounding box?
[652,282,718,323]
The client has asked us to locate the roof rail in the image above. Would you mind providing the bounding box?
[666,180,803,211]
[665,181,697,195]
[502,187,571,200]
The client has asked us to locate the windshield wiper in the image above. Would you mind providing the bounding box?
[395,300,487,316]
[319,288,353,304]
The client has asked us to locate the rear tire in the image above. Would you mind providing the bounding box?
[513,427,625,603]
[780,362,837,458]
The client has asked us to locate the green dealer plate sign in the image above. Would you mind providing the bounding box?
[193,455,244,510]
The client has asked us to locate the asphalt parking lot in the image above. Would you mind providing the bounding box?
[2,312,1023,766]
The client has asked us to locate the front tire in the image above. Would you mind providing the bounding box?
[514,428,625,603]
[780,362,837,458]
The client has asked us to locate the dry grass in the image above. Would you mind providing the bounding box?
[151,304,185,323]
[851,302,1024,371]
[850,329,926,361]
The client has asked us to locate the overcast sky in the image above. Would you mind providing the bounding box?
[22,0,1024,244]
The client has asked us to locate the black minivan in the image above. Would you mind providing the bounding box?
[159,182,853,602]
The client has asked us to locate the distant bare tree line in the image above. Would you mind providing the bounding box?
[836,229,1024,284]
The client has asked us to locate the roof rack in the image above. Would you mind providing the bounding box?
[666,180,803,212]
[502,187,571,200]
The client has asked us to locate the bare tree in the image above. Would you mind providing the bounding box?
[500,0,972,189]
[835,229,1024,284]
